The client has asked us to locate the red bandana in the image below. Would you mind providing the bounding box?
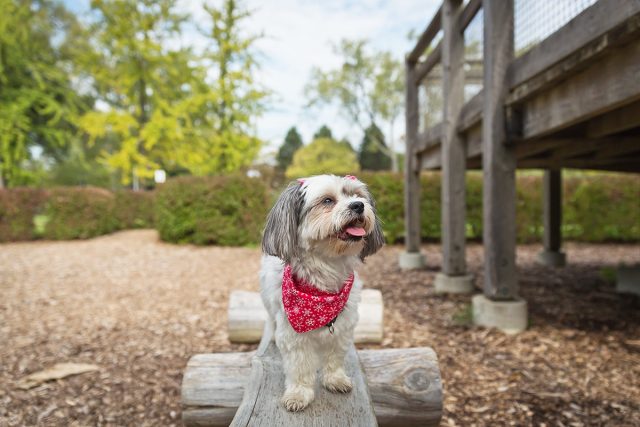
[282,265,354,333]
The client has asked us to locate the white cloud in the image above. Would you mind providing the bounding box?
[185,0,440,154]
[66,0,442,155]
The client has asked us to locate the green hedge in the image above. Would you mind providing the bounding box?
[0,187,156,241]
[0,188,48,242]
[1,172,637,244]
[361,171,639,243]
[155,175,270,246]
[43,187,120,239]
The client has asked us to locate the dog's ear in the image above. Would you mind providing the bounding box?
[361,190,385,260]
[262,182,303,263]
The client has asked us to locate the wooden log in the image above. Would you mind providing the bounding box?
[228,289,384,344]
[228,324,378,426]
[182,347,442,427]
[482,0,518,300]
[441,0,467,277]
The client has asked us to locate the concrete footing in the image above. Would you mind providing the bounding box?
[434,273,474,294]
[398,251,426,270]
[536,250,566,267]
[616,265,640,296]
[472,294,528,334]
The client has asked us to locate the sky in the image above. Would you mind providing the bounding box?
[62,0,441,159]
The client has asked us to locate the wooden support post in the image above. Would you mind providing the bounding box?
[537,169,566,267]
[436,0,473,293]
[481,0,518,300]
[400,59,426,269]
[441,0,467,275]
[543,169,562,252]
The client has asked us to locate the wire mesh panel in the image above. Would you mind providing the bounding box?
[464,7,483,102]
[515,0,599,55]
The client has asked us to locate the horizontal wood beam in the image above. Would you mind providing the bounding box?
[522,41,640,139]
[508,0,640,89]
[414,123,443,155]
[508,12,640,105]
[408,6,443,63]
[415,42,442,84]
[587,101,640,138]
[457,90,483,133]
[519,157,640,171]
[458,0,482,32]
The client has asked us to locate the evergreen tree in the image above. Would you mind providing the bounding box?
[359,123,391,171]
[313,125,333,140]
[276,127,303,171]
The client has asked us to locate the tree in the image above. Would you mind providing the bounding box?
[313,125,333,140]
[286,138,359,179]
[79,0,266,187]
[199,0,267,172]
[276,127,303,171]
[0,0,85,187]
[305,40,403,172]
[359,124,391,171]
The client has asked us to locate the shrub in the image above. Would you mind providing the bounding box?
[358,171,638,244]
[43,187,119,240]
[114,190,156,229]
[0,188,48,242]
[156,175,270,246]
[565,174,640,242]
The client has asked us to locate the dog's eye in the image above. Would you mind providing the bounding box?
[322,197,334,205]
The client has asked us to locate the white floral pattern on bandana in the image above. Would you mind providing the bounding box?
[282,265,354,333]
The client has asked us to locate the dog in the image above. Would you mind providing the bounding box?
[260,174,384,412]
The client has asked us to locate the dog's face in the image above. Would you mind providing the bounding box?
[262,175,384,261]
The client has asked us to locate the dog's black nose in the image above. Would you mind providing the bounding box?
[349,201,364,214]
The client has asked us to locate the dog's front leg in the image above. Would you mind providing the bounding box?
[321,332,353,393]
[277,335,319,412]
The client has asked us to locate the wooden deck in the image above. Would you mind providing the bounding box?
[412,0,640,173]
[402,0,640,332]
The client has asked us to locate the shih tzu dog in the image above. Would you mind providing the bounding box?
[260,174,384,412]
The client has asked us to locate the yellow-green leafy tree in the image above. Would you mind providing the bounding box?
[286,138,360,179]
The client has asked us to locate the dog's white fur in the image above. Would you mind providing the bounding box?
[260,174,384,412]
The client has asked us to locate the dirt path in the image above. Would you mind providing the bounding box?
[1,230,638,426]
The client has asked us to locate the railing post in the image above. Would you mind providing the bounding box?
[399,59,426,270]
[436,0,473,293]
[537,169,566,267]
[472,0,527,333]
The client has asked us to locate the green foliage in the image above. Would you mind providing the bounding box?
[113,191,156,229]
[0,188,47,242]
[564,174,640,241]
[43,187,119,239]
[305,40,402,171]
[0,0,85,187]
[360,172,640,244]
[286,138,360,179]
[156,175,269,245]
[359,124,391,171]
[78,0,265,185]
[276,127,303,171]
[313,125,334,140]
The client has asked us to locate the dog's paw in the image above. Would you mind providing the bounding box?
[322,371,353,394]
[282,385,315,412]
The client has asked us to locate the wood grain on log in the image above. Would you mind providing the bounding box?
[182,346,442,427]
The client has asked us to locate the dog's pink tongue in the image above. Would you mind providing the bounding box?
[345,226,366,237]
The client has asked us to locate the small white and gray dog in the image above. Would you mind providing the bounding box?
[260,174,384,412]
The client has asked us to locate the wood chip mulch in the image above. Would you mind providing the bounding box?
[1,230,639,426]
